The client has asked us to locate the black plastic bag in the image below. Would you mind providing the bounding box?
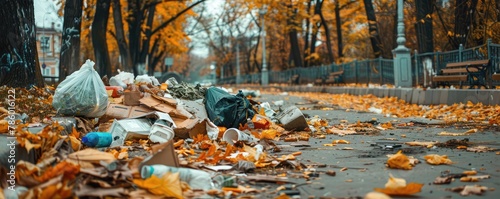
[204,87,255,128]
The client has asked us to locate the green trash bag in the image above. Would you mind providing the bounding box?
[204,87,255,128]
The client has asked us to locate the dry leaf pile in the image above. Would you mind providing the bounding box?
[290,92,500,125]
[0,86,56,123]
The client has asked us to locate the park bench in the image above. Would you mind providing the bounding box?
[289,74,300,85]
[324,71,344,85]
[432,59,490,89]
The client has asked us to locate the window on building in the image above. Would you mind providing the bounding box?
[40,36,50,53]
[42,67,50,76]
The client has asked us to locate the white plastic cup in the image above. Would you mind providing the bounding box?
[223,128,257,145]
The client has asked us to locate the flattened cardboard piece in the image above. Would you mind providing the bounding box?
[104,104,132,119]
[124,91,141,106]
[172,117,199,138]
[101,104,154,121]
[180,99,208,120]
[151,95,178,107]
[139,140,180,171]
[129,106,157,118]
[139,96,192,119]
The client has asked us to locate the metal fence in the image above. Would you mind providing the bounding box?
[219,39,500,87]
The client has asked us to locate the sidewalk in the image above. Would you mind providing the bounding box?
[238,85,500,106]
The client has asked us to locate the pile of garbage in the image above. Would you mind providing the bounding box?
[0,60,312,198]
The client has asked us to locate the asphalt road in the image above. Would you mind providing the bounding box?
[253,93,499,199]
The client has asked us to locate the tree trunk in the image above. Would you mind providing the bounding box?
[92,0,112,78]
[303,0,312,67]
[453,0,478,48]
[0,0,44,88]
[111,0,132,72]
[415,0,434,53]
[363,0,383,58]
[317,0,334,63]
[59,0,83,81]
[335,1,343,60]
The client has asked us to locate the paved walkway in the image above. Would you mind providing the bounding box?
[238,85,500,106]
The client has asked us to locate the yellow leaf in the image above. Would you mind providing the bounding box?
[424,154,453,165]
[133,172,182,198]
[332,139,350,144]
[387,150,412,170]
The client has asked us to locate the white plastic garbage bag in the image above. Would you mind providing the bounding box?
[109,70,134,89]
[135,74,153,84]
[52,59,109,118]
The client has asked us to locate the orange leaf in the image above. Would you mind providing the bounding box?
[387,151,412,170]
[207,143,217,157]
[424,154,453,165]
[374,182,423,195]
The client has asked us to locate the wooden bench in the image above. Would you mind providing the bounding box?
[432,59,490,89]
[492,73,500,81]
[324,71,344,85]
[289,74,300,85]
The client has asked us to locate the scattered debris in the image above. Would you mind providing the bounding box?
[446,185,489,196]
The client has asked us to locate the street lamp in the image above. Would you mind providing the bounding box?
[236,35,241,85]
[392,0,412,87]
[41,12,51,74]
[260,6,268,86]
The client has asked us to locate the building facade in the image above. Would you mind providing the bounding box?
[36,23,61,79]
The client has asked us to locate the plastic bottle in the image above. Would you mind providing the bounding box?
[141,164,212,190]
[247,118,254,129]
[81,132,112,147]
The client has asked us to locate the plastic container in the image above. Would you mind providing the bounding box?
[275,106,308,131]
[141,164,212,190]
[82,132,112,147]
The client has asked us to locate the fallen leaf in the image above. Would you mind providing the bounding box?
[364,192,392,199]
[332,139,350,144]
[133,172,182,198]
[274,193,292,199]
[67,148,117,164]
[0,120,8,134]
[374,174,423,195]
[327,127,357,135]
[405,141,438,148]
[466,146,496,152]
[424,154,453,165]
[460,175,490,182]
[261,129,278,139]
[446,185,488,196]
[438,129,477,136]
[387,151,412,170]
[433,176,453,184]
[463,170,477,175]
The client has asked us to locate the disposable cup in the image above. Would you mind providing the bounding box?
[222,128,257,145]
